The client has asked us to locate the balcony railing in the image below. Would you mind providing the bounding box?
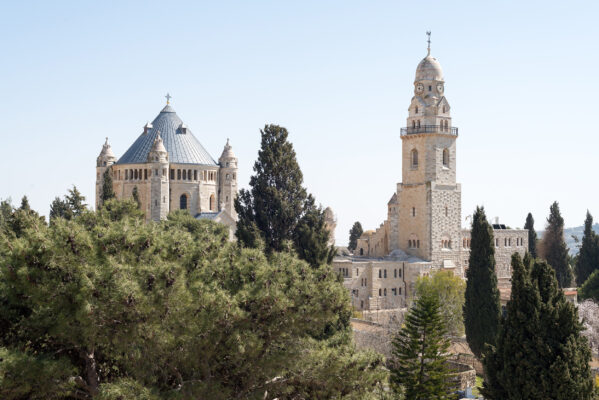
[400,125,459,136]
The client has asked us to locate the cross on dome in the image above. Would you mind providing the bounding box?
[426,31,431,56]
[165,93,172,105]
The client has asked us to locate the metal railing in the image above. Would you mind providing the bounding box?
[400,125,458,136]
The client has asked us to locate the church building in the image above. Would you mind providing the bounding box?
[334,37,528,311]
[95,96,238,237]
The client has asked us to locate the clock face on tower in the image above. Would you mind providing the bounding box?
[416,83,424,94]
[436,83,444,94]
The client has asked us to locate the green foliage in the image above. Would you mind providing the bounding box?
[132,186,141,209]
[348,221,363,251]
[575,211,599,286]
[416,270,465,336]
[464,206,501,358]
[0,198,384,399]
[390,293,455,400]
[0,198,13,232]
[0,347,77,399]
[49,186,88,223]
[19,195,31,211]
[101,167,115,204]
[235,124,333,267]
[482,254,594,399]
[541,201,573,288]
[579,269,599,301]
[524,212,538,259]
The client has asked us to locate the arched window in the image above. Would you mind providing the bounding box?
[443,106,446,113]
[412,207,416,217]
[182,170,186,180]
[411,149,418,168]
[209,194,215,211]
[417,120,421,128]
[408,240,412,248]
[180,194,188,210]
[360,248,364,256]
[444,120,449,131]
[415,106,418,114]
[188,170,192,181]
[412,120,416,129]
[443,148,449,167]
[384,288,387,296]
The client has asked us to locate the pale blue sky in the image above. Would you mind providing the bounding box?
[1,1,597,244]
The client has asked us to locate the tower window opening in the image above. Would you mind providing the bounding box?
[415,106,418,114]
[177,169,181,180]
[144,169,147,180]
[443,106,446,113]
[445,206,448,216]
[444,120,449,131]
[384,288,387,296]
[428,85,432,91]
[182,170,186,180]
[412,120,416,129]
[170,169,174,180]
[412,207,416,217]
[443,148,449,167]
[194,170,198,180]
[411,149,418,168]
[209,194,215,211]
[384,269,387,278]
[179,194,188,210]
[417,120,421,128]
[134,170,138,180]
[188,170,192,181]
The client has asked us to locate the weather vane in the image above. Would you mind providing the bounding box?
[426,31,431,55]
[165,93,172,105]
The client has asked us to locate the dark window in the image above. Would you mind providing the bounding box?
[378,270,382,278]
[194,170,198,180]
[182,170,186,180]
[428,85,432,91]
[188,170,191,181]
[177,169,181,180]
[144,169,148,180]
[394,269,397,278]
[384,269,387,278]
[180,194,187,210]
[170,169,174,179]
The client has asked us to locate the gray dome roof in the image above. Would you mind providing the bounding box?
[415,55,444,82]
[117,105,217,165]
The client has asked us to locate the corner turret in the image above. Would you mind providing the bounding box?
[95,138,117,209]
[218,139,238,218]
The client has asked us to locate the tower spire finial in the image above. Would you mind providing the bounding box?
[426,31,431,56]
[165,93,172,105]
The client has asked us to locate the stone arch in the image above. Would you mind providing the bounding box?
[411,149,418,168]
[180,193,188,210]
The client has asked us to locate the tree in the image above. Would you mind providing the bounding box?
[65,186,87,216]
[390,293,455,400]
[0,198,13,232]
[416,270,466,336]
[482,254,594,399]
[49,186,88,223]
[541,201,573,288]
[19,195,31,211]
[348,221,363,252]
[101,168,115,204]
[579,269,599,301]
[0,198,385,399]
[235,124,333,267]
[524,212,538,259]
[294,194,336,268]
[132,186,141,209]
[464,206,500,358]
[575,211,599,286]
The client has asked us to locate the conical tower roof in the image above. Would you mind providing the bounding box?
[117,105,217,165]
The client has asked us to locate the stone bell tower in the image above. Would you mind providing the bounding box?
[396,33,462,271]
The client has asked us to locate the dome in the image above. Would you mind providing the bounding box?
[117,105,217,166]
[219,138,236,161]
[150,132,167,154]
[415,55,444,82]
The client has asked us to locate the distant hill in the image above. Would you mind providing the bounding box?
[539,224,599,256]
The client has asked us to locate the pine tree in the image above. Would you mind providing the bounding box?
[575,211,599,286]
[49,197,70,222]
[390,293,454,400]
[348,221,363,252]
[235,124,333,267]
[101,168,115,205]
[19,196,31,211]
[541,201,573,288]
[579,269,599,301]
[524,212,538,259]
[483,254,594,399]
[464,206,500,358]
[65,186,87,216]
[132,186,141,209]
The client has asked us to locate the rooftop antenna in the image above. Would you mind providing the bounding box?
[426,31,431,56]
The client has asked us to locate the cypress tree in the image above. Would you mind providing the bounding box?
[483,254,594,399]
[132,186,141,209]
[541,201,573,288]
[19,196,31,211]
[49,197,70,223]
[464,206,500,358]
[101,168,115,204]
[575,211,599,286]
[235,124,333,267]
[579,269,599,301]
[390,293,454,399]
[65,186,87,216]
[524,212,538,259]
[348,221,363,252]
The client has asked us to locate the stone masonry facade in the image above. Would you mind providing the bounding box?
[334,44,527,310]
